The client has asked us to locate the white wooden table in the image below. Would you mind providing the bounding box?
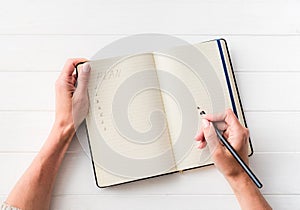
[0,0,300,209]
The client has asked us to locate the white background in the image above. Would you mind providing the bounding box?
[0,0,300,209]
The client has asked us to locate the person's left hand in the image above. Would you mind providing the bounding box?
[54,58,91,131]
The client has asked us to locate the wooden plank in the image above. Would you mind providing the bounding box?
[227,36,300,72]
[49,195,300,210]
[50,195,241,210]
[235,72,300,111]
[0,72,57,111]
[0,111,54,152]
[245,112,300,153]
[52,153,300,195]
[0,153,299,195]
[0,35,121,72]
[0,111,298,153]
[0,154,36,195]
[0,0,299,34]
[0,111,86,153]
[1,195,298,210]
[0,35,299,72]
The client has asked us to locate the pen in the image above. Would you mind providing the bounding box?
[198,109,263,188]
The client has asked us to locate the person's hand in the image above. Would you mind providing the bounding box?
[54,58,91,131]
[5,58,92,210]
[194,109,250,179]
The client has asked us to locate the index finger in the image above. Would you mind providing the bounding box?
[203,112,226,122]
[204,109,241,127]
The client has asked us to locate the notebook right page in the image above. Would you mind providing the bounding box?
[153,40,247,171]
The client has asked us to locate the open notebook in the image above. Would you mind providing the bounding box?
[83,39,253,188]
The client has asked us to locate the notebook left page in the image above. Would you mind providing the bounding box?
[86,53,176,187]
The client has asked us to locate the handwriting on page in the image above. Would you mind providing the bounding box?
[94,68,122,132]
[97,68,122,80]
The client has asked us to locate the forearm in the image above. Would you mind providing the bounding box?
[6,122,75,210]
[226,173,272,210]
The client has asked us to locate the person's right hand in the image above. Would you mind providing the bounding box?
[194,109,250,179]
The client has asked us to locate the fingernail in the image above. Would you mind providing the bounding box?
[202,119,209,128]
[197,141,204,149]
[194,133,199,139]
[83,63,91,72]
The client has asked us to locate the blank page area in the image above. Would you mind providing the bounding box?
[153,52,215,171]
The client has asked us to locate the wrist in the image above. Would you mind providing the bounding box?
[225,168,272,210]
[52,119,75,143]
[225,171,254,191]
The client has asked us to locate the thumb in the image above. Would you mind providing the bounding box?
[72,63,91,130]
[76,63,91,93]
[202,119,220,154]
